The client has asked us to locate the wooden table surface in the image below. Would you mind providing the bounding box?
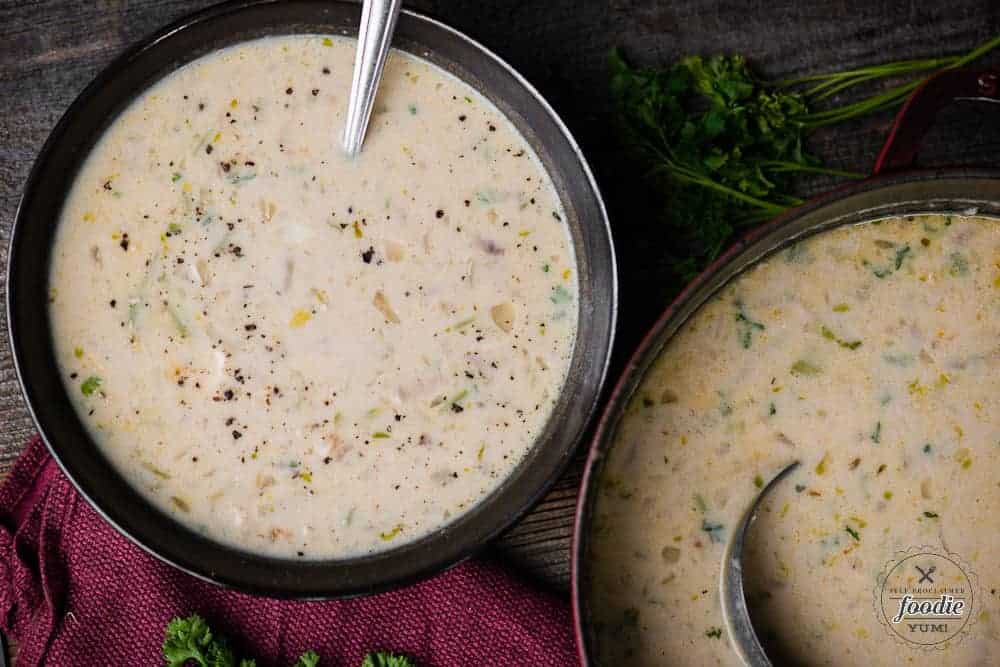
[1,0,998,614]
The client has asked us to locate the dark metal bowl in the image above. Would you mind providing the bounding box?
[7,0,616,598]
[571,68,1000,664]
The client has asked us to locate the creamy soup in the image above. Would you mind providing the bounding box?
[49,36,577,559]
[589,215,999,665]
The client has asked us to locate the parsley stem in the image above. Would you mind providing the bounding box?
[759,160,865,179]
[658,165,794,213]
[777,57,956,91]
[950,33,1000,68]
[795,34,1000,128]
[643,140,797,214]
[797,79,919,127]
[807,68,928,103]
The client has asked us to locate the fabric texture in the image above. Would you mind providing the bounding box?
[0,438,576,666]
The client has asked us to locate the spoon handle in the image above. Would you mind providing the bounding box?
[342,0,403,156]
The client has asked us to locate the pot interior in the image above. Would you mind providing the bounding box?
[573,172,1000,663]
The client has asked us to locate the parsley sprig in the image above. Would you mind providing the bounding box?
[163,614,415,667]
[610,35,1000,292]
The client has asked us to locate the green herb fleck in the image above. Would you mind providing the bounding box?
[735,302,765,349]
[923,511,939,519]
[80,376,102,396]
[227,171,257,186]
[167,304,189,338]
[871,421,881,444]
[372,431,390,439]
[948,252,969,276]
[768,402,776,416]
[407,103,417,115]
[820,325,862,350]
[73,346,84,359]
[718,392,734,416]
[753,474,764,489]
[784,243,811,264]
[706,627,723,639]
[693,493,708,513]
[845,525,860,541]
[894,245,911,270]
[380,524,403,541]
[790,360,821,377]
[171,172,182,183]
[701,520,725,543]
[923,443,932,454]
[550,284,573,304]
[449,316,476,331]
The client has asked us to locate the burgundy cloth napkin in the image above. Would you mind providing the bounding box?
[0,438,577,666]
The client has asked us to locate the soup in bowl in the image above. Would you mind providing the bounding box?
[9,0,615,596]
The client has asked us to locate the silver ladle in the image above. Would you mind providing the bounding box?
[342,0,403,156]
[720,461,800,666]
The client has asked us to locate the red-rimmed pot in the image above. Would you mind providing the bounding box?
[571,69,1000,664]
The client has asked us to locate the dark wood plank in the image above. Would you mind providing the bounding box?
[1,2,998,614]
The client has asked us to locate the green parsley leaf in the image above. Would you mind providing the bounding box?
[162,614,235,667]
[361,652,416,667]
[80,376,102,396]
[293,651,321,667]
[162,614,416,667]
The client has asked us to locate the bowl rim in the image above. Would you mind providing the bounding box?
[7,0,617,598]
[570,168,1000,664]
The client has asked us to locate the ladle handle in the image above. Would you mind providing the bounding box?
[342,0,403,156]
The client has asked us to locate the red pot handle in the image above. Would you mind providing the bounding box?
[873,68,1000,175]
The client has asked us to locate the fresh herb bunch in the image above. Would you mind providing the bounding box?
[610,35,1000,291]
[163,614,415,667]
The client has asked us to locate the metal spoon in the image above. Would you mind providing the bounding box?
[342,0,403,156]
[720,461,800,666]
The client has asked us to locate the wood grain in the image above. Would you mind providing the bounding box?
[0,2,997,620]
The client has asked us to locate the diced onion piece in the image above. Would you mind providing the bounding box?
[491,302,515,332]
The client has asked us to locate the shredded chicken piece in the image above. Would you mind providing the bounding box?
[373,290,401,323]
[490,302,515,332]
